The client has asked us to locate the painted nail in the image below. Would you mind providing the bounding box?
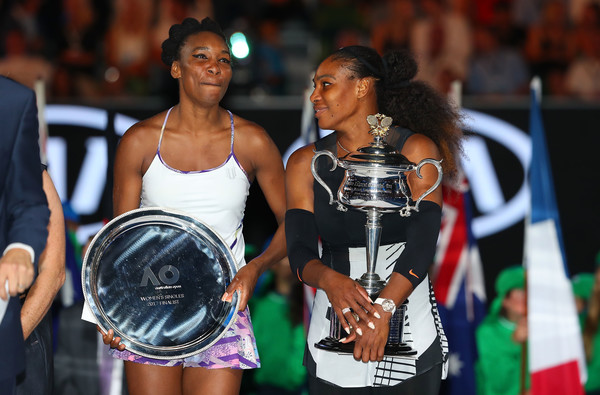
[339,337,347,343]
[356,328,363,336]
[374,312,381,319]
[344,326,350,334]
[368,322,375,330]
[221,292,228,301]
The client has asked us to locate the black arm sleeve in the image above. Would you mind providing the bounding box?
[393,200,442,288]
[285,208,320,283]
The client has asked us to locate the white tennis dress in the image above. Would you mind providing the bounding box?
[140,107,250,266]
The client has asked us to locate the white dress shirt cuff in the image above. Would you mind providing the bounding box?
[3,243,35,263]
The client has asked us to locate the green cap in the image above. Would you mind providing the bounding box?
[490,266,525,316]
[495,266,525,297]
[571,273,594,300]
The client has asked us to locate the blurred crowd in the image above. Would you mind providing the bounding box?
[1,0,600,102]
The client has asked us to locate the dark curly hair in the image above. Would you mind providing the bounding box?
[328,46,464,179]
[161,17,228,67]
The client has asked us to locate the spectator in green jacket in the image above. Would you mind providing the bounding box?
[581,252,600,395]
[572,272,594,329]
[476,266,529,395]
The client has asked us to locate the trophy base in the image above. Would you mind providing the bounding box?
[314,337,417,357]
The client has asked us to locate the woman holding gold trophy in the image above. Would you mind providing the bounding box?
[98,17,287,395]
[285,46,463,393]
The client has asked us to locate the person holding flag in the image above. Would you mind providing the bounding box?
[475,266,529,395]
[580,255,600,395]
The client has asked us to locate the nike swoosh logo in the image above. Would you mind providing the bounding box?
[409,269,419,279]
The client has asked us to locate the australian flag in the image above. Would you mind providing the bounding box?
[432,175,487,395]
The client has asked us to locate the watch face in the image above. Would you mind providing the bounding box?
[381,299,395,312]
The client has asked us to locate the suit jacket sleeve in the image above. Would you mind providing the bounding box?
[5,85,50,265]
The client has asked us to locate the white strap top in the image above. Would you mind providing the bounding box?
[140,107,251,266]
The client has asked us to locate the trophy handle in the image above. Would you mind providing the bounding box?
[311,150,348,212]
[399,158,443,217]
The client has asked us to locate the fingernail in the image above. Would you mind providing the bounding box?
[356,328,363,336]
[368,322,375,330]
[339,337,346,343]
[344,326,350,334]
[374,312,381,319]
[221,292,228,301]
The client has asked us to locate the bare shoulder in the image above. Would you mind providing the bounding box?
[285,143,316,209]
[231,114,274,150]
[286,144,315,172]
[118,112,165,153]
[402,133,441,162]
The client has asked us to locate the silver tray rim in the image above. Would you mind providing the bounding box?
[81,206,240,359]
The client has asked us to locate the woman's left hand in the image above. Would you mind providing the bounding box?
[352,307,392,362]
[222,262,260,311]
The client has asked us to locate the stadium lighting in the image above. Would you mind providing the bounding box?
[230,32,250,59]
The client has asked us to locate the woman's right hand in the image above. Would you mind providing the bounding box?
[97,326,127,351]
[321,269,378,337]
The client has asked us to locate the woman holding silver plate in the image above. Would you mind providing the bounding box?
[99,17,286,395]
[285,46,463,393]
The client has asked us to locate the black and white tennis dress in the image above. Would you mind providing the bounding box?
[306,129,448,389]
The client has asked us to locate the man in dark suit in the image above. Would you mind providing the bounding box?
[0,75,50,394]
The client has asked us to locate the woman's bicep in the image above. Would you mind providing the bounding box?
[253,140,286,223]
[112,135,144,217]
[402,134,443,206]
[285,148,315,212]
[39,170,66,276]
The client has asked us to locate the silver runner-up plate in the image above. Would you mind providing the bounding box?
[82,207,240,359]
